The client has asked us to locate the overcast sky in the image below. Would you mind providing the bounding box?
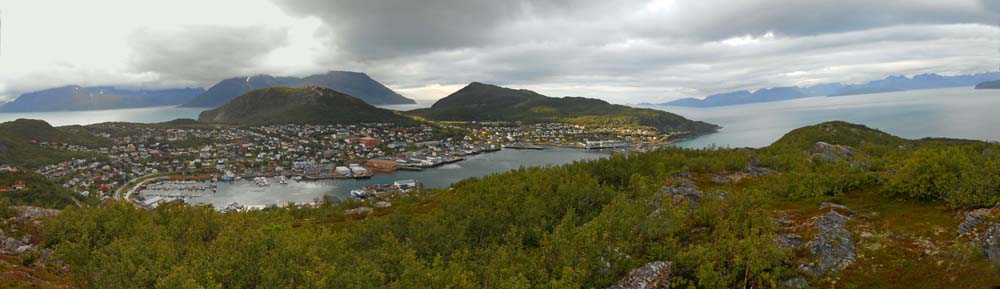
[0,0,998,103]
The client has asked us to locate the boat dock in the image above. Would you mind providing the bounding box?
[503,143,545,150]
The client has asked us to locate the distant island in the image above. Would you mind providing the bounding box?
[0,86,204,113]
[975,80,1000,89]
[408,82,719,137]
[661,72,1000,107]
[198,86,412,125]
[183,71,416,108]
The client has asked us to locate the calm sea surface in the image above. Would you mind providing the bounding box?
[148,147,607,208]
[646,87,1000,148]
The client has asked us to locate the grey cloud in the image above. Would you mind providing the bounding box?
[635,0,997,40]
[274,0,996,60]
[350,23,996,103]
[127,25,290,84]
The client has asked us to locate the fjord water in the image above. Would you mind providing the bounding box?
[0,105,206,126]
[649,87,1000,148]
[153,147,607,208]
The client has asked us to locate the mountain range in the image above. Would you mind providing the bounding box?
[182,71,415,107]
[408,82,719,136]
[197,87,411,125]
[660,72,1000,107]
[0,86,204,112]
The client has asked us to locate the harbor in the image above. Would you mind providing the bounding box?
[135,146,608,209]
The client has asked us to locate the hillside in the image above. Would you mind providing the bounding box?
[198,87,412,125]
[975,80,1000,89]
[0,119,111,168]
[664,72,1000,107]
[28,120,1000,288]
[408,82,719,136]
[0,85,204,112]
[0,170,98,208]
[182,71,415,107]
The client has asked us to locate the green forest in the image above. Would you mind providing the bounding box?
[8,121,1000,288]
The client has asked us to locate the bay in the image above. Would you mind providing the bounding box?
[646,87,1000,148]
[147,147,608,208]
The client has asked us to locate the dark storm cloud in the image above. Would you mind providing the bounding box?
[127,25,290,84]
[274,0,997,59]
[264,0,999,103]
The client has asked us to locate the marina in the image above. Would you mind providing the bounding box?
[135,146,608,209]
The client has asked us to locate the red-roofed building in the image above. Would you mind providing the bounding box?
[13,180,26,190]
[349,137,381,147]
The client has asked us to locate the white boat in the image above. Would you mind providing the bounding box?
[350,189,367,199]
[254,177,270,187]
[277,176,288,184]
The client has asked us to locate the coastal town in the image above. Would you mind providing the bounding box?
[8,121,682,209]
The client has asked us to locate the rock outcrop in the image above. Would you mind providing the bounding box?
[607,261,672,289]
[980,223,1000,264]
[812,142,854,162]
[957,208,990,236]
[660,179,725,209]
[345,207,373,215]
[0,206,59,255]
[776,233,805,250]
[806,210,855,276]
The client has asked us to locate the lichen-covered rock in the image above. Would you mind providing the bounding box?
[958,208,991,236]
[783,277,808,289]
[661,179,724,209]
[607,261,672,289]
[812,142,854,162]
[979,223,1000,264]
[1,236,26,254]
[776,233,805,250]
[806,210,855,276]
[344,207,373,215]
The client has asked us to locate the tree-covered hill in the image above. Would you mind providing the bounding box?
[198,87,414,126]
[408,82,720,137]
[0,119,110,169]
[0,170,97,208]
[20,121,1000,288]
